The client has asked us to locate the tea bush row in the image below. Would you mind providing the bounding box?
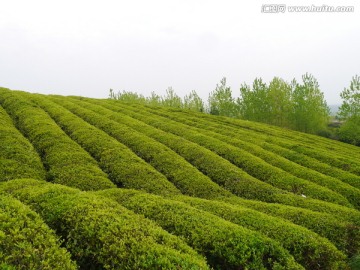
[143,107,360,209]
[0,91,46,182]
[0,179,208,269]
[84,100,360,248]
[159,107,360,189]
[173,106,360,162]
[161,112,360,190]
[263,142,360,190]
[96,188,304,270]
[221,196,360,254]
[177,108,360,175]
[0,89,115,191]
[95,101,352,207]
[275,140,360,176]
[47,96,231,199]
[172,194,350,268]
[0,193,77,269]
[69,97,294,202]
[124,104,353,206]
[31,94,180,196]
[77,98,360,223]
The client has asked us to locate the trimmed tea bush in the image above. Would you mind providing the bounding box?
[0,194,77,269]
[114,103,351,207]
[0,89,115,191]
[263,142,360,190]
[221,196,360,256]
[30,94,180,196]
[97,188,304,270]
[0,179,208,270]
[0,102,46,181]
[174,195,353,264]
[46,96,231,198]
[89,100,359,213]
[148,107,360,209]
[73,98,297,202]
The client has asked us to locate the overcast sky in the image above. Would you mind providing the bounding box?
[1,0,359,104]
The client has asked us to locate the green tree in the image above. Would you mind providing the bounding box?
[338,75,360,120]
[109,88,115,99]
[337,75,360,145]
[147,91,162,106]
[238,77,292,127]
[237,82,253,120]
[108,90,146,103]
[267,77,292,127]
[208,77,238,117]
[121,91,146,103]
[161,87,183,108]
[251,78,269,122]
[184,90,205,112]
[290,73,330,133]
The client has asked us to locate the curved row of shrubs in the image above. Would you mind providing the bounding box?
[175,105,360,161]
[75,98,360,224]
[96,188,305,270]
[157,109,360,190]
[159,107,360,190]
[216,110,360,166]
[0,89,115,191]
[226,113,360,164]
[172,194,354,264]
[46,96,231,199]
[0,94,46,182]
[144,107,360,209]
[179,108,360,176]
[69,97,295,202]
[1,91,358,269]
[268,193,360,227]
[123,103,353,207]
[79,99,360,219]
[94,101,353,206]
[75,98,360,249]
[221,195,360,251]
[0,193,77,269]
[0,179,209,269]
[263,141,360,190]
[30,94,180,196]
[277,140,360,176]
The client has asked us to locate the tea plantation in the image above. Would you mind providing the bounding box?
[0,87,359,269]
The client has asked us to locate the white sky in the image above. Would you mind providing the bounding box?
[1,0,359,104]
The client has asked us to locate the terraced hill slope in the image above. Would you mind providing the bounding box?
[0,87,359,269]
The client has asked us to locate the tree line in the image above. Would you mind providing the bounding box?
[109,73,360,146]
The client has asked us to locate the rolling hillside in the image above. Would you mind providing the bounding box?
[0,87,359,269]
